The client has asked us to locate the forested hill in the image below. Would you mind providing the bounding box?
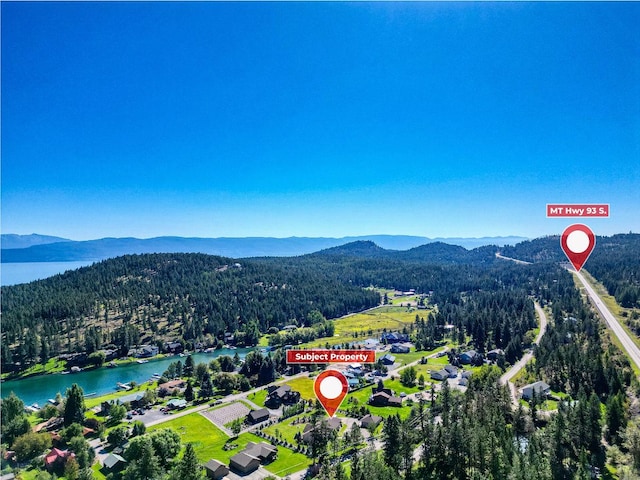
[0,253,380,370]
[310,240,497,264]
[498,233,640,308]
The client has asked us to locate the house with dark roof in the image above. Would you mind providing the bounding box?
[487,349,504,361]
[381,332,410,344]
[164,341,184,354]
[369,391,402,407]
[459,350,482,365]
[380,354,396,365]
[360,414,382,429]
[265,384,300,407]
[247,408,270,424]
[444,364,458,377]
[204,459,229,479]
[302,418,342,443]
[390,344,411,354]
[430,369,449,381]
[229,452,261,474]
[243,442,278,463]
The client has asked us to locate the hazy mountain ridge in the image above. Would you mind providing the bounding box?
[0,234,70,249]
[0,234,528,263]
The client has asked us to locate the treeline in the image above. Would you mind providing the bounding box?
[415,290,536,362]
[499,233,640,308]
[0,253,379,371]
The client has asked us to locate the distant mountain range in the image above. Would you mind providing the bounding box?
[0,233,529,263]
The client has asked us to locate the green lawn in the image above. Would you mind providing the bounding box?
[262,414,308,445]
[84,383,157,409]
[92,461,108,480]
[284,376,315,401]
[148,412,309,476]
[247,389,268,407]
[346,384,413,420]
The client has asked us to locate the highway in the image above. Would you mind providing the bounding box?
[572,268,640,371]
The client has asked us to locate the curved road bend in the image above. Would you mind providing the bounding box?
[499,302,548,404]
[572,268,640,371]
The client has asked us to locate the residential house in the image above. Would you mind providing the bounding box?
[158,379,186,395]
[390,344,411,354]
[444,365,458,378]
[229,452,261,474]
[265,385,300,408]
[164,341,184,354]
[103,453,127,472]
[243,442,277,463]
[487,349,504,361]
[166,398,187,410]
[381,332,409,344]
[369,391,402,407]
[204,459,229,480]
[360,414,382,429]
[459,350,481,365]
[302,418,342,443]
[347,377,360,390]
[247,408,270,424]
[364,339,380,350]
[520,381,551,400]
[380,354,396,365]
[128,345,159,358]
[430,369,450,381]
[115,392,145,408]
[44,448,74,471]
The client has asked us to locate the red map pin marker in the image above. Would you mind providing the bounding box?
[314,370,349,417]
[561,224,596,272]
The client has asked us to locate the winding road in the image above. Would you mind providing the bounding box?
[499,301,548,404]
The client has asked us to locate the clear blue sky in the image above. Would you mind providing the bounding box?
[2,2,639,240]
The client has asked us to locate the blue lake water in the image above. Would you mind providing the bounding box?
[1,261,97,286]
[1,349,253,407]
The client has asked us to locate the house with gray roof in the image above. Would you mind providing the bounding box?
[204,459,229,479]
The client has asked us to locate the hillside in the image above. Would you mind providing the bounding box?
[0,253,380,371]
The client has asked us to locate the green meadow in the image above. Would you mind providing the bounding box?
[300,305,431,348]
[148,412,310,476]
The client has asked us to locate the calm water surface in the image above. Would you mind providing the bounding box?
[1,349,253,407]
[1,261,97,286]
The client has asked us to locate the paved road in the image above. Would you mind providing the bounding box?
[144,371,310,428]
[495,253,532,265]
[499,301,548,404]
[572,268,640,371]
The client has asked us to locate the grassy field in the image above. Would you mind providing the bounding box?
[262,413,308,445]
[84,383,157,409]
[148,412,309,476]
[247,388,268,407]
[284,376,316,401]
[300,306,430,348]
[346,381,417,420]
